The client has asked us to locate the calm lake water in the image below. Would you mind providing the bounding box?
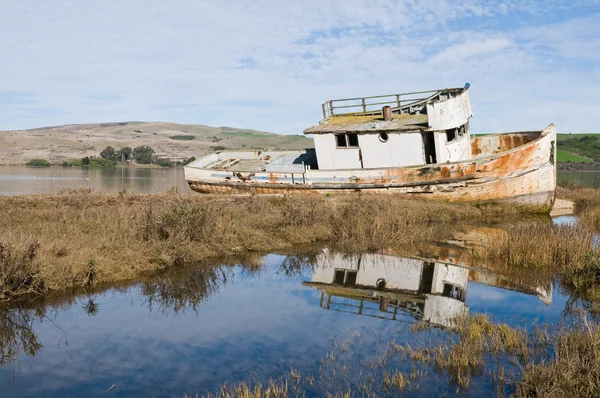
[0,166,191,195]
[0,166,599,195]
[0,246,573,397]
[0,166,600,195]
[557,170,600,188]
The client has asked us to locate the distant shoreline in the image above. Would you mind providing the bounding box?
[557,162,600,172]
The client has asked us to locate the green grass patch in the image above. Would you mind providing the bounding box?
[170,135,196,140]
[557,135,600,161]
[25,159,51,167]
[557,150,592,163]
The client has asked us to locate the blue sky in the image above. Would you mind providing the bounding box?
[0,0,599,134]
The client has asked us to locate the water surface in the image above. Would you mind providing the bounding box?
[0,166,596,195]
[557,170,600,188]
[0,248,573,397]
[0,166,190,195]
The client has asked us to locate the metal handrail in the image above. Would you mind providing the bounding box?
[321,87,464,120]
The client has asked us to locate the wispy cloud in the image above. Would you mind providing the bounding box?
[0,0,598,133]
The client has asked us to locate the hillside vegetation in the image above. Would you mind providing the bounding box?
[557,149,592,163]
[557,133,600,162]
[0,122,312,165]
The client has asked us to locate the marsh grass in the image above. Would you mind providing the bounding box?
[513,314,600,398]
[400,313,600,396]
[0,239,44,300]
[470,220,600,313]
[190,380,290,398]
[557,186,600,230]
[0,190,526,299]
[477,223,594,270]
[405,314,543,388]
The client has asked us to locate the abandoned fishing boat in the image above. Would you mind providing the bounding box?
[184,84,556,212]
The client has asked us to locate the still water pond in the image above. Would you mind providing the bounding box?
[0,166,191,195]
[557,170,600,188]
[0,248,571,397]
[1,166,599,195]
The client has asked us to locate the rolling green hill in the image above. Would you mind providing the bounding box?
[557,133,600,163]
[556,149,592,163]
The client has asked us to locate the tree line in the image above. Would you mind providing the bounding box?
[100,145,195,167]
[100,145,152,164]
[26,146,195,168]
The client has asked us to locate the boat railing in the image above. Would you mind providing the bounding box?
[320,87,464,120]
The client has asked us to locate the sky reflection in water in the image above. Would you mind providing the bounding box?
[0,248,572,397]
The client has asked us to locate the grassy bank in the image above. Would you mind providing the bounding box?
[557,185,600,231]
[1,187,599,302]
[0,190,527,301]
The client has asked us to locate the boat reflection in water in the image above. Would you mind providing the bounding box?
[303,249,552,328]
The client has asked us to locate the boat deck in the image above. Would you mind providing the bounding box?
[204,150,318,173]
[304,113,428,134]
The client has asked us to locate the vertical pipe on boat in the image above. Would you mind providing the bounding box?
[383,106,392,121]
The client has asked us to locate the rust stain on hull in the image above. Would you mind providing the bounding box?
[186,128,556,212]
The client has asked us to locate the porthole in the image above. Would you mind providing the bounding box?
[379,132,389,143]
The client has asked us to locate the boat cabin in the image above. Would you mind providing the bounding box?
[184,83,555,213]
[303,86,474,170]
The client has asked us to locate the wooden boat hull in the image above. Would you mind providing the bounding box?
[185,124,556,213]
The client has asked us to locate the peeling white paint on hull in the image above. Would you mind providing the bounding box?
[185,125,556,213]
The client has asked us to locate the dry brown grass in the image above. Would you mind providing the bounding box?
[557,186,600,213]
[476,223,594,270]
[187,379,353,398]
[470,219,600,314]
[0,190,524,300]
[514,315,600,398]
[557,186,600,230]
[189,381,290,398]
[0,239,44,300]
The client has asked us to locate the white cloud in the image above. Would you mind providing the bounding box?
[0,0,598,133]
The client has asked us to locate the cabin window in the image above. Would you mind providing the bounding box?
[345,270,358,286]
[334,270,345,284]
[446,129,457,142]
[379,132,389,143]
[442,283,466,301]
[335,133,359,148]
[333,269,358,286]
[348,133,359,147]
